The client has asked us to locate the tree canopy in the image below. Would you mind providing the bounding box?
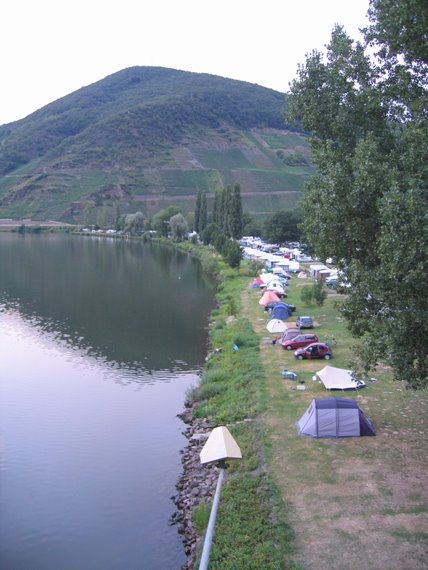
[152,206,182,237]
[169,213,188,241]
[124,211,145,235]
[194,189,208,234]
[211,184,244,239]
[287,0,427,388]
[263,210,303,244]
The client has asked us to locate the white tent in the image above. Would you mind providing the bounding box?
[258,273,277,284]
[266,319,287,333]
[317,365,366,390]
[265,281,285,294]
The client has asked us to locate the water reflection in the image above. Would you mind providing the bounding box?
[0,234,215,372]
[0,235,215,570]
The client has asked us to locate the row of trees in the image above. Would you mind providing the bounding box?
[195,185,304,243]
[194,185,244,267]
[195,184,243,239]
[287,0,427,388]
[83,181,304,247]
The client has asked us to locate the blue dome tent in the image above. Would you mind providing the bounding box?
[270,303,293,320]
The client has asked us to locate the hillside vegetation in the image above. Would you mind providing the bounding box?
[0,67,313,222]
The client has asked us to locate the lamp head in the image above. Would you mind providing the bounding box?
[200,426,242,465]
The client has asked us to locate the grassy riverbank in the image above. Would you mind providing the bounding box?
[174,242,295,569]
[157,240,427,569]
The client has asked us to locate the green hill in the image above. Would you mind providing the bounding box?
[0,67,313,223]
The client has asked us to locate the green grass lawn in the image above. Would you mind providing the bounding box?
[244,271,427,570]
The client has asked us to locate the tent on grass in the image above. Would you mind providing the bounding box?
[265,281,285,294]
[259,290,281,306]
[317,365,366,390]
[266,319,287,333]
[296,398,376,438]
[258,273,277,284]
[270,303,293,320]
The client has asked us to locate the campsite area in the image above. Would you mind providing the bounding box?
[243,275,427,570]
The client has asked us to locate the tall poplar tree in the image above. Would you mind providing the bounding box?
[194,190,202,233]
[287,0,427,388]
[212,189,221,227]
[229,184,243,239]
[199,190,207,233]
[223,185,233,236]
[219,187,228,234]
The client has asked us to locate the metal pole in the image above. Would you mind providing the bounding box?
[198,467,225,570]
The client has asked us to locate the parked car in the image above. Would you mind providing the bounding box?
[267,289,287,298]
[280,328,301,343]
[282,333,318,350]
[325,277,338,288]
[294,342,333,360]
[296,316,314,329]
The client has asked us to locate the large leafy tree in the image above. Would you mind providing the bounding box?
[124,211,145,235]
[169,213,188,241]
[263,210,303,244]
[287,0,428,388]
[242,211,262,237]
[226,240,242,269]
[152,206,181,237]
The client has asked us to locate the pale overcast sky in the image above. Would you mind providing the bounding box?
[1,0,371,125]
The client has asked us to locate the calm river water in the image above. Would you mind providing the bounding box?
[0,233,215,570]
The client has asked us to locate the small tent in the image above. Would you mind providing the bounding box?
[271,303,293,320]
[266,319,287,333]
[317,365,366,390]
[296,398,376,438]
[265,281,285,294]
[258,273,277,284]
[259,290,281,306]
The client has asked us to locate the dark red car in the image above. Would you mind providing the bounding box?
[282,333,318,350]
[294,342,333,360]
[266,289,287,298]
[280,328,300,343]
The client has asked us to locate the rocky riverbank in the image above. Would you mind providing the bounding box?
[172,399,218,570]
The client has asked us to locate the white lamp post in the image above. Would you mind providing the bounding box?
[198,426,242,570]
